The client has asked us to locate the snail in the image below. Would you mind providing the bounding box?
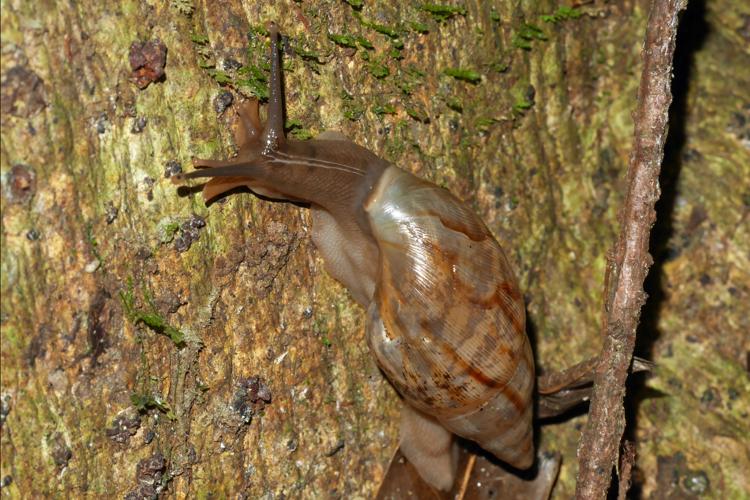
[174,24,535,491]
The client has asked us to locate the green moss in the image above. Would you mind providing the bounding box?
[1,324,19,349]
[85,222,102,263]
[397,65,425,95]
[356,13,400,38]
[344,107,365,121]
[207,69,231,85]
[130,392,176,420]
[313,315,329,335]
[189,24,283,95]
[341,91,366,121]
[120,281,187,348]
[475,117,499,130]
[510,79,534,113]
[191,32,218,77]
[406,107,429,123]
[343,0,363,9]
[410,21,430,34]
[513,23,547,50]
[286,120,313,140]
[512,36,532,50]
[443,67,482,84]
[158,220,181,244]
[328,31,384,51]
[190,34,209,45]
[368,61,390,79]
[328,33,358,49]
[541,6,582,23]
[384,122,410,158]
[372,104,397,116]
[293,46,326,64]
[420,3,467,22]
[446,98,463,112]
[356,37,374,49]
[237,64,269,100]
[513,99,533,112]
[248,24,269,37]
[489,60,509,73]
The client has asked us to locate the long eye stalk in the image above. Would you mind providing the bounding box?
[262,22,285,154]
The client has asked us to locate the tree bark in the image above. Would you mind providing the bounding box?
[1,0,748,498]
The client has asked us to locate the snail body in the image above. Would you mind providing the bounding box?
[175,25,533,491]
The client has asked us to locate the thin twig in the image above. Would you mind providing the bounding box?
[617,441,637,500]
[574,0,687,498]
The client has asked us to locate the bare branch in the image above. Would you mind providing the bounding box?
[574,0,688,498]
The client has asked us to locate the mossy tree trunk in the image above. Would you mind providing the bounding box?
[1,0,747,498]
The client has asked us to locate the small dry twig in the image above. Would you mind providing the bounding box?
[574,0,687,498]
[617,441,637,500]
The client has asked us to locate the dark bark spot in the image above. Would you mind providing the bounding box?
[105,407,141,444]
[223,58,242,71]
[105,201,118,224]
[232,376,272,424]
[125,485,157,500]
[699,386,721,410]
[174,214,207,253]
[131,115,147,133]
[325,440,345,457]
[655,453,709,498]
[143,429,155,444]
[135,247,153,260]
[137,452,166,480]
[126,451,167,498]
[143,176,155,201]
[0,394,10,428]
[26,325,49,367]
[164,160,182,178]
[49,432,73,468]
[155,289,184,314]
[87,289,111,366]
[214,91,234,114]
[95,112,108,134]
[0,66,46,117]
[129,39,167,89]
[6,164,36,204]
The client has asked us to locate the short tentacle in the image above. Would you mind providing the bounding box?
[261,22,285,153]
[234,99,262,148]
[192,158,241,169]
[171,164,260,185]
[202,177,249,202]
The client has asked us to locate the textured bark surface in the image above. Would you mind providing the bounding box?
[1,1,748,499]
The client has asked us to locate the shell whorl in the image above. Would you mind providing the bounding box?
[364,166,534,469]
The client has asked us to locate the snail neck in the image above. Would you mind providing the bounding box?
[257,139,390,236]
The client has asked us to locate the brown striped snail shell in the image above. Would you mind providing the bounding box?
[365,167,533,489]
